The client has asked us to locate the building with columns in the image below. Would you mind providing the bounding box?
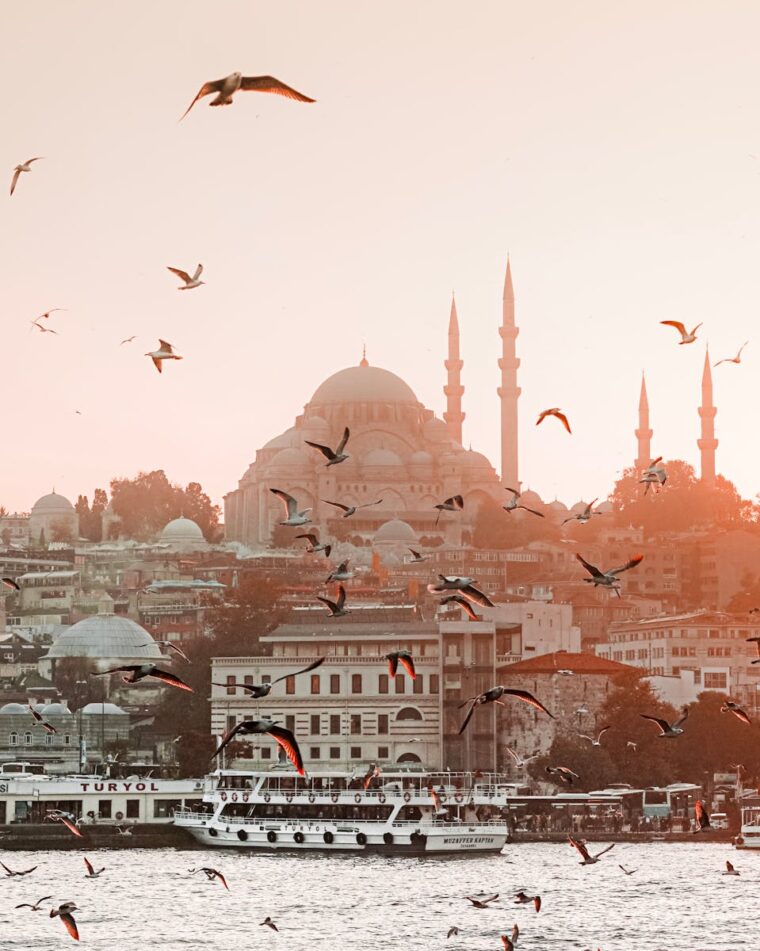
[224,261,522,549]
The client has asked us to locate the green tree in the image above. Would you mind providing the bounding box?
[109,471,220,541]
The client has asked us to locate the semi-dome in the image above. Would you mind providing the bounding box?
[422,417,451,443]
[0,702,27,714]
[31,492,74,515]
[309,365,419,406]
[374,518,418,544]
[461,450,493,469]
[363,448,403,467]
[159,517,207,549]
[269,447,312,468]
[262,428,299,451]
[80,702,128,716]
[45,615,162,661]
[41,702,72,716]
[409,450,433,465]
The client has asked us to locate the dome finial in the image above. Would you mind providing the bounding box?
[360,344,368,367]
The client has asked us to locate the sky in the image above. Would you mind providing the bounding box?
[3,0,760,514]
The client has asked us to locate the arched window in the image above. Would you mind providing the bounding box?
[397,752,422,763]
[24,732,32,745]
[395,706,423,721]
[45,734,53,746]
[9,732,17,746]
[64,735,71,746]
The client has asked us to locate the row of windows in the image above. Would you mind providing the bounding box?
[7,732,72,746]
[224,673,440,697]
[225,709,424,736]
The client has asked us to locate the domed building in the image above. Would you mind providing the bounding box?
[29,491,79,545]
[40,613,162,680]
[373,518,419,565]
[159,516,209,552]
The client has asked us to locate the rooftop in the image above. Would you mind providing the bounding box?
[501,651,637,675]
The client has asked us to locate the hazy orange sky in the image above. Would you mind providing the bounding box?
[3,1,759,515]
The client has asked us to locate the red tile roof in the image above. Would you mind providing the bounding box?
[500,651,637,675]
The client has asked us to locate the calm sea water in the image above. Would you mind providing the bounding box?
[0,843,754,950]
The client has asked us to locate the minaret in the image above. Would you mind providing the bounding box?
[498,258,521,488]
[443,295,465,444]
[635,373,653,470]
[698,348,718,482]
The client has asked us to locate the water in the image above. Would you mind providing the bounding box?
[0,843,754,950]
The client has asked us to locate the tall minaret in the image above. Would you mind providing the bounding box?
[498,258,521,488]
[698,348,718,482]
[443,295,465,444]
[635,373,653,470]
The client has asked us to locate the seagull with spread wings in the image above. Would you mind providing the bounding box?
[640,706,688,737]
[213,719,305,775]
[1,861,37,876]
[514,892,541,912]
[190,867,229,889]
[305,427,350,466]
[385,650,415,678]
[563,499,601,525]
[295,533,331,557]
[723,860,740,876]
[10,157,43,195]
[434,494,464,526]
[90,664,192,692]
[325,559,352,583]
[145,339,182,374]
[322,498,383,518]
[15,896,53,911]
[46,810,83,838]
[167,263,204,290]
[576,552,643,597]
[83,857,105,879]
[505,746,542,769]
[661,320,702,344]
[427,575,495,608]
[639,456,667,494]
[536,407,571,433]
[503,488,544,517]
[720,700,751,724]
[270,488,311,527]
[568,835,615,865]
[715,342,749,366]
[212,658,325,699]
[578,725,611,747]
[317,584,349,618]
[49,902,79,941]
[408,547,426,562]
[458,686,554,734]
[545,765,580,786]
[464,894,499,909]
[29,704,56,734]
[439,594,481,620]
[180,72,315,120]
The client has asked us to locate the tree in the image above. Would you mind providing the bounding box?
[109,470,220,541]
[75,492,107,542]
[727,572,760,612]
[472,496,559,549]
[49,519,74,544]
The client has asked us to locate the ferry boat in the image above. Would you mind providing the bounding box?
[174,767,511,854]
[734,806,760,849]
[0,762,204,826]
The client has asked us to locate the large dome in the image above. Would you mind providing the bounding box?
[159,517,207,549]
[363,448,404,467]
[31,492,74,515]
[80,702,128,716]
[374,518,418,544]
[45,615,162,661]
[309,365,419,406]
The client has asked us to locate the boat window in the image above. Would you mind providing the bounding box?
[126,800,140,819]
[98,800,112,819]
[153,799,183,818]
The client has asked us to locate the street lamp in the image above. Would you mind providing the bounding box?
[75,680,88,773]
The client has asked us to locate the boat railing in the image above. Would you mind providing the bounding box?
[210,785,507,802]
[174,810,506,829]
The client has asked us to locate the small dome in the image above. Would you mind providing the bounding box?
[309,364,418,406]
[46,615,162,661]
[374,518,418,544]
[269,447,311,468]
[461,450,493,469]
[262,428,299,451]
[520,490,543,507]
[548,500,569,512]
[363,448,403,467]
[31,492,74,515]
[300,415,330,438]
[80,702,128,716]
[159,517,207,550]
[0,702,27,714]
[423,417,451,443]
[570,500,589,514]
[596,500,614,513]
[409,450,433,466]
[41,702,72,716]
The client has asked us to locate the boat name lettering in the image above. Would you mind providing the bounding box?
[78,782,159,792]
[441,836,494,845]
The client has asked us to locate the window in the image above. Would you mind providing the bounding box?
[378,746,389,758]
[310,746,320,759]
[45,734,53,746]
[244,675,254,686]
[330,674,340,694]
[64,735,70,745]
[350,746,361,759]
[261,674,271,685]
[285,676,295,695]
[351,674,362,694]
[330,714,341,735]
[310,714,321,735]
[285,715,296,733]
[377,714,389,735]
[350,714,361,735]
[378,674,389,694]
[261,748,271,759]
[126,800,140,819]
[98,800,112,819]
[226,675,236,696]
[396,707,423,721]
[24,732,32,745]
[413,675,424,694]
[330,747,341,760]
[227,714,237,731]
[153,799,181,818]
[395,674,406,694]
[310,674,321,695]
[9,732,17,746]
[429,674,439,694]
[704,672,727,689]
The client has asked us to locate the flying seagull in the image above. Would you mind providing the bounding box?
[15,896,53,911]
[259,917,279,932]
[427,576,494,608]
[213,719,305,775]
[31,320,58,334]
[563,499,601,525]
[447,926,460,938]
[408,548,426,562]
[270,488,311,527]
[50,902,79,941]
[212,657,325,699]
[0,861,37,877]
[619,865,637,875]
[325,559,352,583]
[575,552,643,596]
[503,488,544,517]
[385,650,415,678]
[167,264,204,290]
[440,594,481,620]
[505,746,542,769]
[514,892,541,912]
[10,157,43,195]
[1,577,20,591]
[660,320,702,344]
[464,894,499,909]
[33,308,66,321]
[145,339,182,374]
[458,686,554,734]
[723,860,740,876]
[715,342,749,366]
[90,664,193,692]
[536,407,571,433]
[181,72,316,120]
[305,427,350,466]
[545,765,580,786]
[295,533,331,557]
[84,857,105,878]
[45,811,82,838]
[578,725,611,747]
[434,494,464,526]
[639,456,667,494]
[190,867,229,890]
[568,835,615,865]
[721,700,751,724]
[321,498,382,518]
[120,335,137,345]
[640,706,688,737]
[317,584,349,618]
[29,704,56,734]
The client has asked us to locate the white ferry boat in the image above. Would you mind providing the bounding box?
[734,806,760,849]
[174,768,512,854]
[0,762,203,826]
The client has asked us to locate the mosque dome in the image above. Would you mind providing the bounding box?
[159,517,208,550]
[80,702,128,716]
[31,492,75,515]
[422,417,451,443]
[309,365,419,406]
[45,615,162,662]
[548,500,569,513]
[269,447,312,468]
[596,500,614,514]
[41,702,72,717]
[520,490,543,507]
[0,702,27,714]
[301,415,330,438]
[374,518,418,544]
[570,500,590,514]
[410,450,433,466]
[262,428,299,451]
[461,450,493,470]
[363,448,404,468]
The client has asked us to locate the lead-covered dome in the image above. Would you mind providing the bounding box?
[159,517,208,550]
[374,518,418,544]
[309,365,419,406]
[45,615,162,661]
[31,491,75,515]
[0,702,27,714]
[80,702,128,716]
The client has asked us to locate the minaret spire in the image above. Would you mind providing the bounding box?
[635,372,653,470]
[698,348,718,482]
[443,294,465,444]
[498,257,521,488]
